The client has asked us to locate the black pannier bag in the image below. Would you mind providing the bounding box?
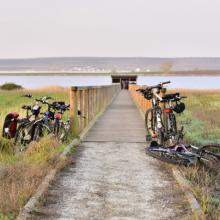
[2,112,19,139]
[173,102,185,114]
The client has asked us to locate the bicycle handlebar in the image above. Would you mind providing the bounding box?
[161,81,171,85]
[22,94,33,98]
[136,88,145,92]
[22,94,54,104]
[147,81,171,90]
[21,94,70,111]
[136,81,171,93]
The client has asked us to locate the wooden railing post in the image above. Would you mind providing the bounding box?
[69,84,120,137]
[82,89,88,128]
[88,88,92,123]
[79,89,83,132]
[70,87,79,137]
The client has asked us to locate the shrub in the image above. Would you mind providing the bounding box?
[0,83,23,90]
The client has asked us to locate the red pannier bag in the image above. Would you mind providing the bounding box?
[2,112,19,139]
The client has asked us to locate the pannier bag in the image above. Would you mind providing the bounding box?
[173,102,185,113]
[2,112,19,138]
[32,105,41,116]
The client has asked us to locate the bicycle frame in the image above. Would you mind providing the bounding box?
[151,89,164,132]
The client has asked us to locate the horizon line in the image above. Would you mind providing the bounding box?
[1,56,220,60]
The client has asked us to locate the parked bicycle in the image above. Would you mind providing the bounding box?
[14,94,51,151]
[49,101,71,143]
[146,126,220,167]
[137,81,186,146]
[137,82,220,166]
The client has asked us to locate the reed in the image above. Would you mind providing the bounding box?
[0,87,69,218]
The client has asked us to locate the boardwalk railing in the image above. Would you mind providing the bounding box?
[70,85,121,136]
[129,85,152,113]
[129,84,166,113]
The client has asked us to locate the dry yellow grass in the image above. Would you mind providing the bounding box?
[0,137,62,218]
[0,87,69,218]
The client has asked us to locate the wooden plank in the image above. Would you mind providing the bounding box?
[83,90,146,143]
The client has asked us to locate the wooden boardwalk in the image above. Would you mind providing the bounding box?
[33,90,190,220]
[84,90,146,143]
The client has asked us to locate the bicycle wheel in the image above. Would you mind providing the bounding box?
[145,108,155,134]
[58,123,67,143]
[146,144,192,166]
[198,144,220,169]
[14,125,26,152]
[33,124,40,141]
[163,112,177,147]
[41,123,52,137]
[145,108,164,145]
[53,122,60,138]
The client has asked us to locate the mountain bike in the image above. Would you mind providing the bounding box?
[146,126,200,165]
[36,98,71,143]
[137,82,220,166]
[14,95,51,151]
[51,102,70,143]
[146,126,220,166]
[137,81,186,146]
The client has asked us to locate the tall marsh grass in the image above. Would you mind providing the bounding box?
[0,86,70,218]
[170,89,220,219]
[0,137,65,218]
[173,89,220,145]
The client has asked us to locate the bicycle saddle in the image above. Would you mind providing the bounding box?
[162,93,179,100]
[22,105,32,110]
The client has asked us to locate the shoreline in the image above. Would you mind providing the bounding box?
[1,71,220,76]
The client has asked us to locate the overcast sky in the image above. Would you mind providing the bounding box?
[0,0,219,58]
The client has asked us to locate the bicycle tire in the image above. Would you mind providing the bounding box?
[41,123,51,137]
[53,122,60,140]
[197,144,220,169]
[59,123,67,143]
[33,124,40,142]
[163,112,178,147]
[145,146,192,166]
[145,108,164,145]
[14,124,26,152]
[145,108,155,134]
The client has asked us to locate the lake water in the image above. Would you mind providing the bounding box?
[0,75,220,89]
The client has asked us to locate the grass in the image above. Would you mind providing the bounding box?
[1,86,220,218]
[170,89,220,219]
[0,86,71,219]
[0,86,69,128]
[0,137,65,218]
[174,89,220,145]
[181,166,220,219]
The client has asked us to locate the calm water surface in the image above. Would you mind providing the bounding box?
[0,75,220,89]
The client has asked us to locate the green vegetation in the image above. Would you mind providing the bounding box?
[173,89,220,219]
[0,83,23,90]
[176,89,220,145]
[0,86,69,134]
[0,137,65,218]
[1,87,220,218]
[0,86,70,218]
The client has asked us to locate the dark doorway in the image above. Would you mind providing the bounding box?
[111,75,137,90]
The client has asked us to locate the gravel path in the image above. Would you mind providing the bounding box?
[33,142,190,220]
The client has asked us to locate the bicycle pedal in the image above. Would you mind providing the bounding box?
[146,135,152,141]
